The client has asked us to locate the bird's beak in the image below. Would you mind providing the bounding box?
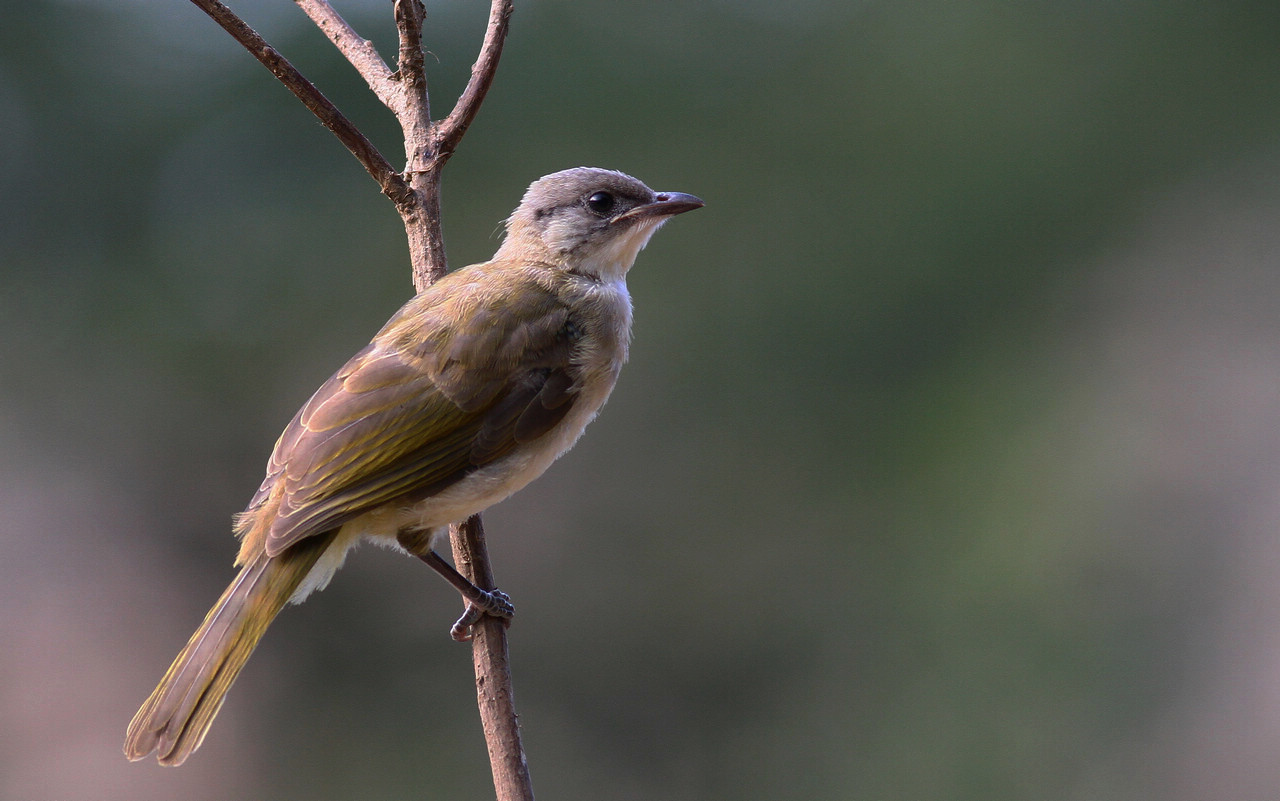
[613,191,705,223]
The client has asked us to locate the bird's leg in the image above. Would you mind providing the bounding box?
[401,537,515,641]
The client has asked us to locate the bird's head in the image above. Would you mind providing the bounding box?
[497,167,703,281]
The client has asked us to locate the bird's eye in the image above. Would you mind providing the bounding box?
[585,191,616,215]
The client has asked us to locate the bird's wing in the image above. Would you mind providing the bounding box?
[248,270,582,556]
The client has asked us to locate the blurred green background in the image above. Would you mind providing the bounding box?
[5,1,1280,799]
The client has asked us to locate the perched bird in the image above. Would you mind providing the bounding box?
[124,167,702,766]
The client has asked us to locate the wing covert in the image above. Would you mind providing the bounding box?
[247,266,585,557]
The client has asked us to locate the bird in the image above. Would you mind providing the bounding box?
[123,166,703,766]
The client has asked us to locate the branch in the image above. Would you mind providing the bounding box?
[187,0,412,206]
[434,0,514,158]
[394,0,434,168]
[293,0,398,109]
[450,515,535,801]
[277,0,514,288]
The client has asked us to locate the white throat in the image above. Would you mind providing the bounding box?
[590,218,669,282]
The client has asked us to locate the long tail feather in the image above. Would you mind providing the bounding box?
[124,534,333,766]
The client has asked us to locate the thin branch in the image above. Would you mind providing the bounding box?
[293,0,398,109]
[401,0,513,287]
[394,0,434,173]
[389,0,446,288]
[186,0,412,206]
[434,0,514,157]
[449,515,535,801]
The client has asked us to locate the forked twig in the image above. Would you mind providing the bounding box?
[186,0,411,205]
[184,1,530,799]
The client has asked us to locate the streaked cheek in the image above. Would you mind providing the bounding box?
[544,218,586,255]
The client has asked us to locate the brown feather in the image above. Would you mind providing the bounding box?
[124,533,334,766]
[247,265,584,558]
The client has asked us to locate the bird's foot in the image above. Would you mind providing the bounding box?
[450,589,514,642]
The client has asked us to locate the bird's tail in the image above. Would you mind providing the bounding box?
[124,533,333,766]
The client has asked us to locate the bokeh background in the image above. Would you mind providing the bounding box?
[5,1,1280,799]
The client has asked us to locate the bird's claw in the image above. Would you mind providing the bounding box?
[450,589,514,642]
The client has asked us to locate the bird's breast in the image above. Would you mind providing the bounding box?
[565,276,633,378]
[340,275,634,546]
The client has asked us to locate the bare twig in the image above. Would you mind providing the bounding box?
[292,0,397,108]
[394,0,434,150]
[434,0,515,158]
[187,0,411,206]
[392,0,447,287]
[185,1,532,799]
[450,515,535,801]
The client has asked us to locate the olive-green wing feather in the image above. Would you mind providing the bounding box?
[392,267,577,413]
[250,266,582,557]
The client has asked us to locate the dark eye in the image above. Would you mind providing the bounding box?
[586,191,615,215]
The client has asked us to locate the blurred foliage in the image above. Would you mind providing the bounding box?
[4,1,1280,799]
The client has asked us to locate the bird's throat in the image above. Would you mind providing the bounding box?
[591,218,668,282]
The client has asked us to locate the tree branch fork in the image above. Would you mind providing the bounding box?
[296,0,513,198]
